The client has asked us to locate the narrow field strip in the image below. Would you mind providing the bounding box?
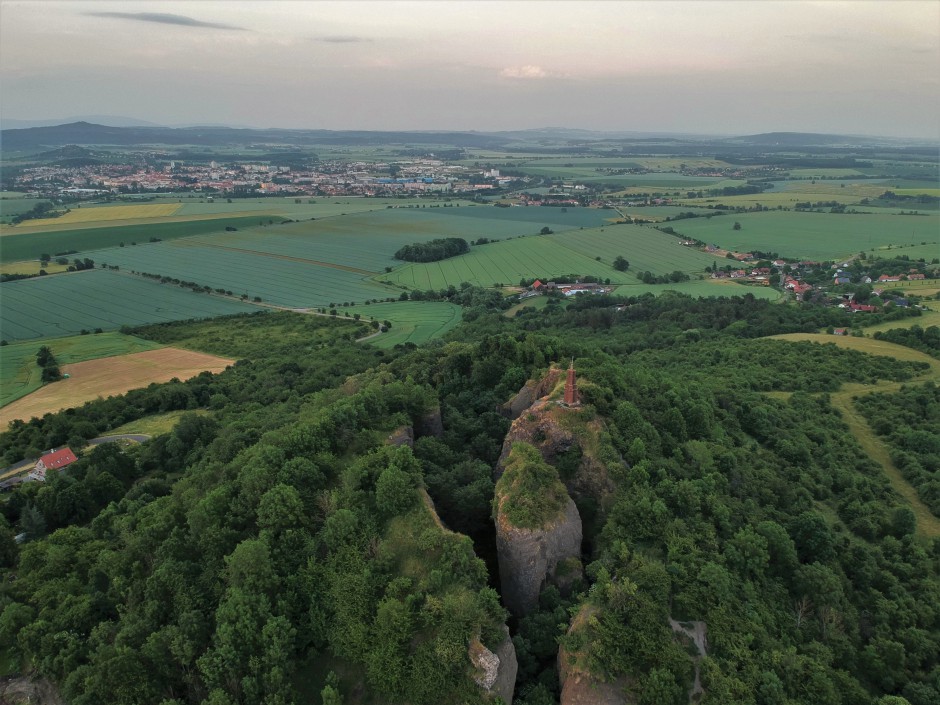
[169,239,377,275]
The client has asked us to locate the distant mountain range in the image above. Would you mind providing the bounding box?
[1,121,935,153]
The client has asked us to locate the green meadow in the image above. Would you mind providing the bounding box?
[347,301,463,348]
[0,332,164,406]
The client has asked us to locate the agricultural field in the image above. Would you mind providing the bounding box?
[0,347,234,427]
[87,239,395,307]
[0,259,70,275]
[0,269,259,342]
[0,215,281,262]
[20,203,181,226]
[0,331,165,407]
[378,235,630,290]
[379,224,723,291]
[181,206,604,273]
[548,225,721,272]
[0,197,53,223]
[171,196,474,218]
[660,210,940,260]
[612,279,782,300]
[680,180,894,208]
[347,302,463,348]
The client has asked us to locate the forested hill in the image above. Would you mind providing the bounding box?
[0,296,938,705]
[0,122,512,150]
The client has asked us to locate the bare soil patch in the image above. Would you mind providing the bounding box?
[0,348,233,427]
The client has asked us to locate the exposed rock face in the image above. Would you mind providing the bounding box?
[501,368,561,419]
[496,496,582,617]
[558,606,631,705]
[495,400,576,480]
[469,625,518,704]
[385,425,414,448]
[417,404,444,438]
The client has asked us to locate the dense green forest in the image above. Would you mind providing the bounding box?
[394,238,470,262]
[857,383,940,515]
[1,292,938,705]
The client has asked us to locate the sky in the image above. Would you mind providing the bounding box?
[1,0,938,138]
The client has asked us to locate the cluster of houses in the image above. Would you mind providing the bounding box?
[14,157,534,199]
[523,280,613,298]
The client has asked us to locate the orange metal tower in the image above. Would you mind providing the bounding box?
[563,359,579,406]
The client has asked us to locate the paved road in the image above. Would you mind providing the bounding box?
[88,434,151,445]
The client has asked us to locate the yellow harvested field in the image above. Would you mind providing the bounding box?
[0,260,70,275]
[0,348,234,427]
[11,203,181,227]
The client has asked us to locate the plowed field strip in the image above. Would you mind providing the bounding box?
[169,239,377,274]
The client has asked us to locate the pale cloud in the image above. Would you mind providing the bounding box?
[86,12,245,31]
[500,65,549,79]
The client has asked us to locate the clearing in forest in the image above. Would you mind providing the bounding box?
[0,347,234,427]
[767,333,940,538]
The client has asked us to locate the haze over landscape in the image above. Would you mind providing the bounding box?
[2,0,939,138]
[2,3,940,705]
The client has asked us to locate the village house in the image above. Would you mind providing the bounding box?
[27,447,78,482]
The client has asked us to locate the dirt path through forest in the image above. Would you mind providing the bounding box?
[766,334,940,538]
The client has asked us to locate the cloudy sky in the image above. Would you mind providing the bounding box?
[1,0,938,137]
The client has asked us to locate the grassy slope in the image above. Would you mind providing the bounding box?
[347,301,463,348]
[766,333,940,538]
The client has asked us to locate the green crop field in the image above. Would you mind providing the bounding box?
[0,331,165,407]
[548,225,721,272]
[0,197,53,223]
[180,206,606,273]
[379,225,722,290]
[869,242,940,261]
[0,215,280,262]
[659,210,940,260]
[171,196,474,218]
[378,235,629,290]
[88,239,396,308]
[0,269,259,342]
[347,302,463,348]
[612,279,782,300]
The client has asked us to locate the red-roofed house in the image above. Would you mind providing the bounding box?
[29,448,78,482]
[531,280,544,290]
[38,448,78,471]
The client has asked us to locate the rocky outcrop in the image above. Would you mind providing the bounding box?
[416,404,443,438]
[495,400,576,480]
[558,606,631,705]
[386,425,414,448]
[496,496,582,617]
[469,625,518,704]
[501,368,561,419]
